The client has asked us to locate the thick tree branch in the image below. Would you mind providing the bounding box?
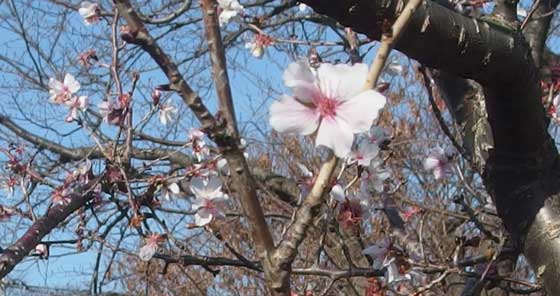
[302,0,560,294]
[0,179,100,279]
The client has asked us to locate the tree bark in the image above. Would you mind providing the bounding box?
[303,0,560,293]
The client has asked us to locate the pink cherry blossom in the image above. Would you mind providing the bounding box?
[368,126,389,147]
[138,233,166,261]
[48,73,80,104]
[188,128,205,141]
[362,238,391,269]
[330,185,373,228]
[160,182,180,201]
[245,34,273,59]
[217,0,244,27]
[64,96,88,122]
[349,142,379,166]
[269,61,386,158]
[188,128,209,161]
[34,243,49,259]
[79,1,101,25]
[423,147,452,179]
[98,99,126,125]
[360,159,391,193]
[77,49,98,68]
[190,176,229,226]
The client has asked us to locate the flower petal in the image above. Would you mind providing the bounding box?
[269,95,320,135]
[195,209,213,226]
[63,73,80,93]
[337,90,386,133]
[316,63,368,100]
[315,116,354,158]
[330,184,345,202]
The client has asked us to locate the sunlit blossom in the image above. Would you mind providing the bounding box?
[160,182,180,201]
[217,0,244,27]
[138,233,166,261]
[49,73,80,104]
[79,1,101,25]
[190,176,229,226]
[269,61,386,158]
[65,96,88,122]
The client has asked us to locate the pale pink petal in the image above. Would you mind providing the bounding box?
[195,209,214,226]
[168,183,180,194]
[433,167,444,179]
[77,96,89,109]
[65,108,78,122]
[63,73,80,93]
[315,116,354,158]
[283,61,315,88]
[337,90,386,133]
[330,184,345,202]
[316,63,368,100]
[283,61,316,102]
[138,244,157,261]
[189,177,207,198]
[423,157,440,171]
[48,78,63,93]
[191,198,205,211]
[269,95,320,135]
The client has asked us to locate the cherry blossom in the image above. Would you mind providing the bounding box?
[330,185,373,228]
[245,34,273,59]
[71,159,92,183]
[188,128,205,141]
[160,182,180,201]
[188,128,209,161]
[269,61,387,158]
[77,49,98,68]
[217,0,244,27]
[51,186,73,205]
[79,1,101,25]
[349,142,379,166]
[98,99,126,125]
[138,233,166,261]
[384,259,412,286]
[190,176,229,226]
[423,147,453,179]
[34,244,48,259]
[362,238,391,268]
[64,96,88,122]
[368,126,389,147]
[151,89,162,105]
[159,104,177,125]
[48,73,80,104]
[360,159,391,193]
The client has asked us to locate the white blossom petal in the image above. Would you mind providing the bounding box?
[269,95,320,135]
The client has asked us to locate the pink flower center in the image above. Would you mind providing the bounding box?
[313,96,338,119]
[203,199,215,209]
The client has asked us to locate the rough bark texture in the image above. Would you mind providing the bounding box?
[302,0,560,293]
